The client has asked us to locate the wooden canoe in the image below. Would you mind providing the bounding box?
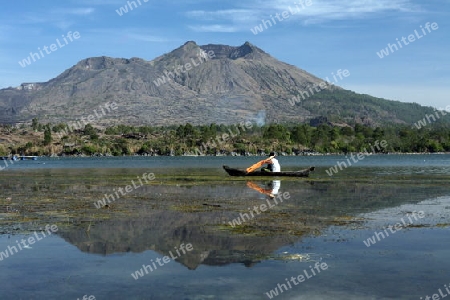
[223,165,315,177]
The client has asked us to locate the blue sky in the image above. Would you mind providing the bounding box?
[1,0,448,108]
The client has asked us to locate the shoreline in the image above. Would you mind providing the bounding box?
[2,151,450,159]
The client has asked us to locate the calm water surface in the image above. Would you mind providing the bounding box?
[0,155,449,299]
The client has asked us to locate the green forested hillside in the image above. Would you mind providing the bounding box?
[1,119,449,157]
[295,89,447,126]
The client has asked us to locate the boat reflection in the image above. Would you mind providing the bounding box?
[246,180,281,198]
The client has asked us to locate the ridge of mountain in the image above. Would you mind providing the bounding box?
[0,41,444,127]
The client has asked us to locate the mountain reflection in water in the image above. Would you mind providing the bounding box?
[50,177,449,272]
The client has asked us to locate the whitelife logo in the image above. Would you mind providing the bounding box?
[250,0,313,35]
[0,224,58,262]
[228,192,291,228]
[413,106,450,129]
[18,31,81,68]
[153,50,215,87]
[56,101,118,139]
[325,140,388,176]
[115,0,149,16]
[376,22,438,59]
[265,261,328,298]
[93,172,155,209]
[131,243,194,280]
[420,283,450,300]
[192,121,253,155]
[288,69,350,106]
[363,211,425,247]
[77,296,95,300]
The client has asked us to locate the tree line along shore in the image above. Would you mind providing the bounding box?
[0,119,449,157]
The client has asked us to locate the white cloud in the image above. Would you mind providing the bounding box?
[73,0,124,5]
[65,8,95,15]
[127,33,170,42]
[54,21,75,30]
[268,0,421,22]
[12,7,95,29]
[185,0,422,32]
[188,25,240,33]
[186,9,257,22]
[185,9,259,32]
[86,28,170,43]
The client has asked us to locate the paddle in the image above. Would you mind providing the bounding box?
[246,156,274,173]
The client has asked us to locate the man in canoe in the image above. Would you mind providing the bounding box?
[262,152,280,172]
[246,151,280,173]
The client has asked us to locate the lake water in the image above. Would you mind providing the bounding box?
[0,155,449,299]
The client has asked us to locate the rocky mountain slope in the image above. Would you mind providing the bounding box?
[0,41,442,126]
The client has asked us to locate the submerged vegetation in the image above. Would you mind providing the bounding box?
[1,119,450,156]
